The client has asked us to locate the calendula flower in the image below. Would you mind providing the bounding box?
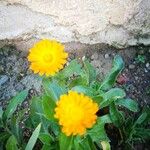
[54,91,98,136]
[28,39,68,76]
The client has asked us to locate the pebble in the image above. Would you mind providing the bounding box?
[0,66,4,72]
[0,75,9,86]
[104,54,109,59]
[144,69,148,73]
[91,53,98,60]
[82,56,86,61]
[139,50,144,54]
[146,63,149,68]
[129,64,135,69]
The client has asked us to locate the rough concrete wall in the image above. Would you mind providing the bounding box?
[0,0,150,49]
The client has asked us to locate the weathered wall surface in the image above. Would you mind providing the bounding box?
[0,0,150,50]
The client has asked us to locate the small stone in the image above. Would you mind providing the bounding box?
[0,75,9,86]
[18,73,24,78]
[0,66,4,72]
[146,63,149,68]
[30,89,34,94]
[82,56,86,61]
[104,54,109,59]
[139,50,144,54]
[135,76,138,80]
[117,74,128,84]
[129,64,135,69]
[66,62,69,66]
[144,69,148,73]
[91,53,98,60]
[68,58,71,61]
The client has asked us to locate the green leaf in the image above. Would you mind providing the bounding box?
[0,107,3,127]
[71,85,94,97]
[41,145,50,150]
[30,97,43,114]
[134,112,147,126]
[100,55,124,90]
[86,135,97,150]
[135,128,150,139]
[0,132,10,142]
[101,88,126,108]
[79,136,96,150]
[0,107,3,118]
[25,123,41,150]
[83,60,96,84]
[41,144,56,150]
[10,111,25,145]
[27,97,51,133]
[73,136,83,150]
[109,103,124,127]
[43,78,66,101]
[3,90,28,120]
[115,98,139,112]
[101,141,111,150]
[59,133,73,150]
[57,59,82,78]
[6,135,18,150]
[103,88,126,100]
[42,95,56,121]
[100,114,112,124]
[49,121,60,136]
[88,118,109,141]
[39,133,53,145]
[141,107,150,124]
[69,76,87,88]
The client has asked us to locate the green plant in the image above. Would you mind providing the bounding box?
[135,55,146,63]
[146,87,150,95]
[23,55,142,150]
[0,90,28,149]
[119,107,150,149]
[1,42,149,150]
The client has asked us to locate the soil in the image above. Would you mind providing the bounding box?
[70,45,150,108]
[1,45,150,106]
[0,44,150,149]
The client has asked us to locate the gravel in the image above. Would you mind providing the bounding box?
[129,64,135,69]
[0,46,42,101]
[0,75,9,86]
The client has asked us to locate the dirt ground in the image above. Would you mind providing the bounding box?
[0,44,150,109]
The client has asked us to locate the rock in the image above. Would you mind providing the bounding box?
[139,50,144,54]
[0,75,9,86]
[144,69,148,73]
[91,53,98,60]
[117,74,128,84]
[104,54,109,59]
[129,64,135,69]
[0,0,150,49]
[0,66,4,73]
[146,63,149,68]
[82,56,86,61]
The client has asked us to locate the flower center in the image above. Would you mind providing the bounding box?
[69,106,84,123]
[43,54,53,63]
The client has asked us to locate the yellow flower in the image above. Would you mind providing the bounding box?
[28,39,68,76]
[54,91,99,136]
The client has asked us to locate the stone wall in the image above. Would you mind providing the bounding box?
[0,0,150,50]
